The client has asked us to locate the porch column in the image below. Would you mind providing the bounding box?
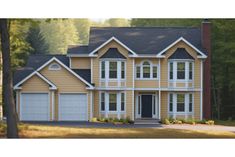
[105,92,109,118]
[117,93,121,119]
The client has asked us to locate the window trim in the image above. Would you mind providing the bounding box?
[168,60,194,82]
[48,63,61,71]
[109,93,117,111]
[135,60,159,80]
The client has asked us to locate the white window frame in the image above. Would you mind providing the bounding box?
[48,63,61,71]
[168,60,194,82]
[168,93,194,116]
[99,60,126,81]
[135,60,158,80]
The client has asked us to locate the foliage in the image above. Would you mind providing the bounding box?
[105,18,130,27]
[40,19,79,54]
[26,23,49,54]
[205,120,215,125]
[73,19,92,44]
[93,117,133,124]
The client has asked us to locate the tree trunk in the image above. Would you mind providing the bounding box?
[0,19,18,138]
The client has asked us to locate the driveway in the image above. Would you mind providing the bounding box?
[23,121,235,133]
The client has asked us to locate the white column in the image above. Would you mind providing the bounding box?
[105,92,109,118]
[185,62,189,88]
[200,60,203,120]
[158,58,161,119]
[90,91,93,120]
[173,94,177,119]
[105,61,109,87]
[185,94,189,119]
[117,92,121,119]
[51,91,55,121]
[117,61,121,87]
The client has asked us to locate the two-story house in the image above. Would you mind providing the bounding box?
[13,20,211,122]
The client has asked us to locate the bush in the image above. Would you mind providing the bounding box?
[108,118,113,123]
[0,123,6,134]
[113,118,120,122]
[162,118,171,125]
[205,120,214,125]
[91,117,98,122]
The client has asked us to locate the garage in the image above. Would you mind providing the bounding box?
[20,93,50,121]
[59,93,88,121]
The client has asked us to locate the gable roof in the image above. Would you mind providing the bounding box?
[14,71,57,90]
[13,55,93,88]
[100,48,126,59]
[88,27,206,55]
[168,48,194,60]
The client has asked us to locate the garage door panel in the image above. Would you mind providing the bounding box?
[59,93,88,121]
[20,93,49,121]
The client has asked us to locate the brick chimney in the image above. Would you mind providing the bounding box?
[201,19,211,119]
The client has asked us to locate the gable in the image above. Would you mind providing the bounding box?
[97,40,130,59]
[164,40,199,59]
[39,61,88,92]
[21,75,50,91]
[168,48,194,60]
[100,48,126,59]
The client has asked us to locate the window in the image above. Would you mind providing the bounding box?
[177,94,185,112]
[189,94,193,112]
[143,61,150,78]
[121,62,125,79]
[177,62,185,79]
[169,93,173,112]
[101,61,105,79]
[109,62,117,79]
[153,66,158,78]
[169,62,173,80]
[153,95,156,115]
[49,63,61,70]
[101,93,105,111]
[189,62,193,80]
[138,96,141,114]
[136,66,140,78]
[109,93,117,111]
[121,93,125,111]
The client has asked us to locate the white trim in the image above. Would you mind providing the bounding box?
[13,71,57,90]
[158,58,161,119]
[33,57,93,89]
[91,58,93,83]
[51,91,55,121]
[94,87,202,91]
[67,54,92,57]
[156,37,207,58]
[48,63,61,71]
[90,91,93,120]
[89,36,138,57]
[135,60,159,80]
[200,60,203,120]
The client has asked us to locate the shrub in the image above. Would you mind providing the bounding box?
[108,118,113,123]
[113,118,119,122]
[163,118,171,125]
[91,117,98,122]
[205,120,214,125]
[119,118,125,123]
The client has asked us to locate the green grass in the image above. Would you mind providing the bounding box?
[1,122,235,138]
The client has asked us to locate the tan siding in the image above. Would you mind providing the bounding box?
[93,91,99,118]
[21,75,49,92]
[70,57,91,69]
[160,41,201,88]
[39,61,90,121]
[194,91,201,120]
[135,80,158,88]
[160,92,168,119]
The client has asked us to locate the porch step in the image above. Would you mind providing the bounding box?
[134,118,160,125]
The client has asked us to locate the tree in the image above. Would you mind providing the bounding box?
[40,19,79,54]
[73,19,92,44]
[26,23,49,54]
[0,19,18,138]
[105,18,130,27]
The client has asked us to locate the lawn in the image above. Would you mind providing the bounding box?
[1,123,235,138]
[215,120,235,127]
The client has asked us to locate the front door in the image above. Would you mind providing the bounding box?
[141,95,152,118]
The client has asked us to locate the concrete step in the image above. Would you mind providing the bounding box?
[134,119,160,125]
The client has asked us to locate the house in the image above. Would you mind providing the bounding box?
[13,20,211,122]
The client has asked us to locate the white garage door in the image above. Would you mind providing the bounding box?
[59,93,88,121]
[20,93,49,121]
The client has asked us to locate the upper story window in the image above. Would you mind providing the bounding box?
[168,61,194,81]
[109,62,117,79]
[136,60,158,79]
[49,63,61,71]
[100,60,126,80]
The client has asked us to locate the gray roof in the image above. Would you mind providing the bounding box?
[72,69,91,84]
[100,48,126,59]
[67,45,88,55]
[88,27,206,55]
[13,55,92,86]
[168,48,194,60]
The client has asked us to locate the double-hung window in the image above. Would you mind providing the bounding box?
[169,94,173,112]
[189,94,193,112]
[101,93,105,111]
[189,62,193,80]
[109,62,117,79]
[169,93,193,114]
[177,62,185,80]
[121,62,125,79]
[109,93,117,111]
[101,61,105,79]
[121,93,125,111]
[177,94,185,112]
[143,61,151,78]
[135,61,158,79]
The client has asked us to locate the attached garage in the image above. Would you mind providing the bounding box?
[58,93,88,121]
[20,93,50,121]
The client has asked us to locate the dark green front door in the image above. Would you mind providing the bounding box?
[141,95,152,118]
